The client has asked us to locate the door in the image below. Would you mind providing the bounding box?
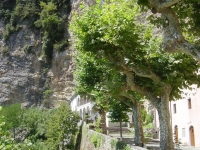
[174,125,178,143]
[189,126,195,146]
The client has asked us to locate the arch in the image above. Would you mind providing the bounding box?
[174,125,178,143]
[189,126,195,146]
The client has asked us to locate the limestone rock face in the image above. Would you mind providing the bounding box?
[0,19,74,106]
[0,0,97,107]
[0,20,43,105]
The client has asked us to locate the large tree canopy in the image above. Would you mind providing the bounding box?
[137,0,200,61]
[70,0,200,149]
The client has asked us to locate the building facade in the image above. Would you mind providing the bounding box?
[70,95,97,121]
[154,85,200,147]
[170,85,200,147]
[70,94,132,127]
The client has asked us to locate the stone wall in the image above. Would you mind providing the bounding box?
[80,125,147,150]
[80,125,117,150]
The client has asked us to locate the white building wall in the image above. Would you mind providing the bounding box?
[70,95,96,120]
[153,85,200,147]
[171,85,200,147]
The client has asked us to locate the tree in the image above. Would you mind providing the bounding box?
[73,50,145,145]
[0,103,23,139]
[108,99,131,141]
[70,1,200,149]
[20,107,50,142]
[137,0,200,61]
[46,102,80,150]
[34,1,64,62]
[0,106,32,150]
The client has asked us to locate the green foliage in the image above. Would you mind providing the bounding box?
[23,45,34,54]
[70,0,200,101]
[0,103,81,149]
[91,134,101,148]
[20,107,51,142]
[108,99,131,123]
[53,40,69,52]
[43,89,53,99]
[0,0,16,22]
[46,102,80,150]
[1,0,68,61]
[145,113,153,125]
[141,108,154,125]
[35,2,64,62]
[110,139,117,149]
[0,106,33,150]
[90,133,105,148]
[94,117,102,133]
[51,0,71,10]
[0,103,23,132]
[2,46,9,56]
[116,141,131,150]
[3,24,21,40]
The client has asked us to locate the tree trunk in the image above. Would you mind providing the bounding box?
[132,102,144,147]
[101,110,107,135]
[152,94,174,150]
[119,119,123,141]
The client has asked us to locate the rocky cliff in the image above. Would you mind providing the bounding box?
[0,0,97,107]
[0,1,76,107]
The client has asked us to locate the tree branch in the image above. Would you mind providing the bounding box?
[148,0,200,61]
[159,0,180,10]
[121,64,161,83]
[148,0,179,11]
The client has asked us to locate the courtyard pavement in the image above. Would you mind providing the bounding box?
[109,133,200,150]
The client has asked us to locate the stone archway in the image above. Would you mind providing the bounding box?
[189,126,195,146]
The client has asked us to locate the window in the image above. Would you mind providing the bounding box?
[182,128,186,137]
[173,104,176,114]
[188,98,191,109]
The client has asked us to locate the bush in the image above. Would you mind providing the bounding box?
[23,45,33,54]
[54,40,69,52]
[34,2,64,62]
[145,114,154,125]
[43,89,53,99]
[2,46,9,56]
[3,24,21,40]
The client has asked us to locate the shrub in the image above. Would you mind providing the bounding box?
[43,89,53,99]
[2,46,9,56]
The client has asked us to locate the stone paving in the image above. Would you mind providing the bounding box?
[109,133,200,150]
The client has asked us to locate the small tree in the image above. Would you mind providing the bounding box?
[20,107,50,142]
[0,103,23,139]
[108,99,131,141]
[0,106,32,150]
[46,103,80,150]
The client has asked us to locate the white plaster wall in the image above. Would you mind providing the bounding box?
[70,95,79,111]
[153,85,200,147]
[171,85,200,147]
[70,95,96,120]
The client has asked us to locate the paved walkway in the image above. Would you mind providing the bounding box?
[109,133,200,150]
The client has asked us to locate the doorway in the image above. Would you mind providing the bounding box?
[174,125,178,143]
[189,126,195,146]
